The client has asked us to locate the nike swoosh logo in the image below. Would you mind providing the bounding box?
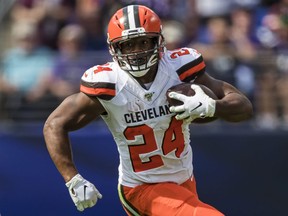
[84,185,88,200]
[190,102,202,112]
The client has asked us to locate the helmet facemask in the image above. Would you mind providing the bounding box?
[109,33,164,77]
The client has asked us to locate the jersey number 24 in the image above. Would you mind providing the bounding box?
[124,117,185,172]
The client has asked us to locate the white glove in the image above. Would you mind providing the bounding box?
[65,174,102,211]
[169,84,216,122]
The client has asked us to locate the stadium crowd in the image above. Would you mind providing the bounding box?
[0,0,288,130]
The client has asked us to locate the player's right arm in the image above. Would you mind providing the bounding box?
[43,92,106,211]
[43,92,105,182]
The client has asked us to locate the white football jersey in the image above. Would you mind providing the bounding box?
[80,47,206,187]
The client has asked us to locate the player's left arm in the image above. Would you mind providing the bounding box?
[194,72,253,122]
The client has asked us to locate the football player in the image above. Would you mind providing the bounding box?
[43,5,253,216]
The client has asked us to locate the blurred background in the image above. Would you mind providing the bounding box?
[0,0,287,215]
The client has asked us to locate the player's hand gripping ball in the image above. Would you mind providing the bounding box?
[166,83,218,123]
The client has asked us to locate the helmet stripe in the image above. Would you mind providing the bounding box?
[123,5,140,30]
[122,6,129,29]
[132,5,140,28]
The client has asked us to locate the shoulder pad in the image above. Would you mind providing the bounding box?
[166,47,206,82]
[80,63,116,100]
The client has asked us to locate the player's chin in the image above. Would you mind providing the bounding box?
[191,117,218,124]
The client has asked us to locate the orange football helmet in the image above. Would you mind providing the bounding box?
[107,5,165,77]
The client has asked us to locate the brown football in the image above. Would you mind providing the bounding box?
[166,83,218,106]
[166,83,218,123]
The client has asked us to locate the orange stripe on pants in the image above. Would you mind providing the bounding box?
[119,177,225,216]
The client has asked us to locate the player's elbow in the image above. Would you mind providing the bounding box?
[228,101,254,122]
[243,99,254,120]
[43,117,62,138]
[43,119,53,139]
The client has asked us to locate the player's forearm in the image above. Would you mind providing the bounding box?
[214,92,253,122]
[43,120,78,182]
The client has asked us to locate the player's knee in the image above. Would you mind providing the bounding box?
[176,199,224,216]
